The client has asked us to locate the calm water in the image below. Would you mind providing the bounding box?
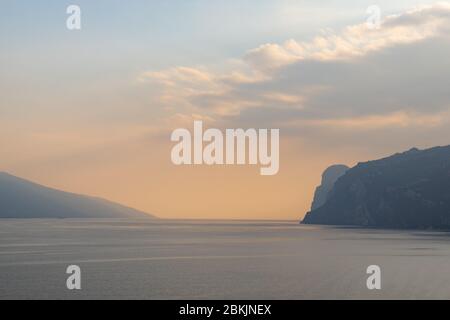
[1,219,450,299]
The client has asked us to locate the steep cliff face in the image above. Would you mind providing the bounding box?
[311,165,349,210]
[302,146,450,229]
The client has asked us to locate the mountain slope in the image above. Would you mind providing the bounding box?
[302,146,450,229]
[0,172,154,219]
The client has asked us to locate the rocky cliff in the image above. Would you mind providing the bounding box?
[311,165,349,210]
[302,146,450,229]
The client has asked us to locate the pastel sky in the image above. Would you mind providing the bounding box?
[1,0,450,219]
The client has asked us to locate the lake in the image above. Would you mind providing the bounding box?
[1,219,450,299]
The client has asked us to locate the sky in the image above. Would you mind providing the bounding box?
[1,0,450,219]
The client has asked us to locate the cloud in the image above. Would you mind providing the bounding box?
[140,2,450,141]
[140,67,215,87]
[284,110,448,130]
[244,2,450,69]
[244,43,299,71]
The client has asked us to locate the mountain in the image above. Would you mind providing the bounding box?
[310,165,349,211]
[302,145,450,229]
[0,172,154,219]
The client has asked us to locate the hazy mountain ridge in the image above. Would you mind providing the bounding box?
[0,172,154,219]
[302,145,450,229]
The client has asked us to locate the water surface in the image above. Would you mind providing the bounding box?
[1,219,450,299]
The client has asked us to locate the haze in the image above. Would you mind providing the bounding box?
[1,0,450,219]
